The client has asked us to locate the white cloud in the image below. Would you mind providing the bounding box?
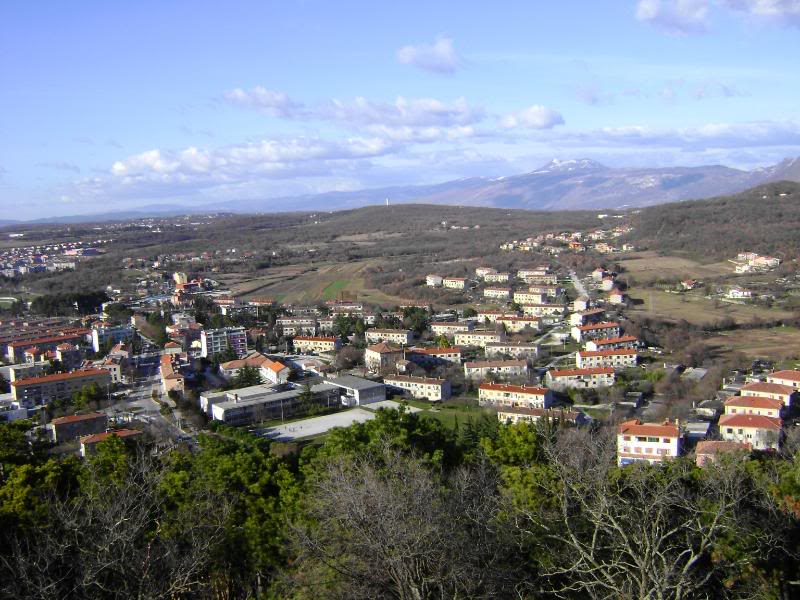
[322,96,483,127]
[36,161,81,173]
[223,86,306,117]
[396,36,462,74]
[724,0,800,25]
[635,0,711,34]
[499,105,565,130]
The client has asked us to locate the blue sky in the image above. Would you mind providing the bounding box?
[1,0,799,218]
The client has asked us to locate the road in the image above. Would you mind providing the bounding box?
[570,270,590,299]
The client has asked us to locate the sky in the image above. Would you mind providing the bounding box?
[1,0,799,219]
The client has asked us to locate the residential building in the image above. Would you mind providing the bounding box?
[484,272,510,283]
[327,375,386,406]
[496,406,581,426]
[464,360,528,380]
[365,342,404,373]
[475,267,496,278]
[724,396,783,418]
[727,287,753,300]
[383,375,451,401]
[11,369,112,407]
[484,341,539,359]
[200,327,248,359]
[80,429,142,457]
[496,315,541,333]
[443,277,466,290]
[292,336,341,354]
[695,440,751,467]
[426,274,443,287]
[571,322,622,342]
[478,382,552,408]
[275,317,317,336]
[573,297,590,312]
[600,277,615,291]
[484,287,511,300]
[220,351,290,384]
[546,367,615,389]
[570,308,606,326]
[521,304,567,317]
[585,336,638,351]
[766,370,800,390]
[6,332,87,363]
[454,330,506,348]
[49,411,108,443]
[517,267,551,280]
[576,349,637,370]
[430,321,473,337]
[160,354,185,396]
[91,322,134,353]
[739,381,795,407]
[476,310,521,323]
[405,346,462,367]
[608,289,626,305]
[718,414,782,451]
[617,420,681,466]
[365,329,413,345]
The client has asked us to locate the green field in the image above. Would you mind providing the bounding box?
[321,279,350,300]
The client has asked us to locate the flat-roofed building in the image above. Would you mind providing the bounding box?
[454,330,506,348]
[91,322,134,353]
[495,316,541,333]
[12,369,112,407]
[209,383,341,426]
[430,321,473,337]
[275,317,317,336]
[292,336,342,354]
[443,277,466,290]
[521,304,567,317]
[464,360,528,380]
[327,375,386,406]
[384,375,451,401]
[478,382,552,408]
[617,419,681,466]
[365,329,413,345]
[576,349,637,370]
[484,341,539,359]
[200,326,248,359]
[546,367,615,389]
[571,322,622,343]
[484,287,511,300]
[484,271,510,283]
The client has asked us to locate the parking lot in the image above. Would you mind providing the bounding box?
[260,408,376,441]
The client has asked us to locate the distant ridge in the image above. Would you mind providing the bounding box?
[5,157,800,225]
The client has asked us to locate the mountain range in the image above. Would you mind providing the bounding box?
[5,157,800,224]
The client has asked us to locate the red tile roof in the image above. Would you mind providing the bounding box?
[591,335,638,346]
[578,349,637,357]
[696,440,751,455]
[8,333,85,348]
[724,396,783,410]
[12,368,109,387]
[367,342,403,354]
[618,419,680,437]
[294,336,337,342]
[767,370,800,383]
[51,411,107,426]
[80,429,142,445]
[464,360,527,368]
[741,382,795,395]
[577,322,621,332]
[718,414,781,430]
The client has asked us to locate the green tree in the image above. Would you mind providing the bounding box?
[232,365,264,389]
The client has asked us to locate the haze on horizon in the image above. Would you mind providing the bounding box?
[1,0,799,219]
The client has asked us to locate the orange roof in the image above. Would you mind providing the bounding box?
[479,382,548,395]
[51,411,106,425]
[768,370,800,382]
[164,341,181,348]
[724,396,783,410]
[591,335,638,345]
[618,419,680,437]
[465,360,527,368]
[367,342,403,354]
[741,382,795,395]
[718,414,781,430]
[12,368,109,387]
[9,333,85,348]
[577,321,621,331]
[578,349,637,357]
[549,367,614,377]
[80,429,142,445]
[408,346,461,355]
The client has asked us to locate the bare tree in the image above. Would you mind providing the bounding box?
[2,453,230,600]
[511,428,788,600]
[285,444,521,599]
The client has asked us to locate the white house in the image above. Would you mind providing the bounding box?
[426,274,443,287]
[546,367,615,389]
[464,360,528,380]
[477,382,552,408]
[617,420,681,466]
[718,414,781,451]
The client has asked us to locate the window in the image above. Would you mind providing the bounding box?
[623,436,631,441]
[636,436,647,442]
[647,437,658,443]
[726,428,733,433]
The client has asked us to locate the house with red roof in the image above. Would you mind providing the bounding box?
[617,419,681,466]
[718,413,782,450]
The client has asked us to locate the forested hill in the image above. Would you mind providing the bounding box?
[629,181,800,261]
